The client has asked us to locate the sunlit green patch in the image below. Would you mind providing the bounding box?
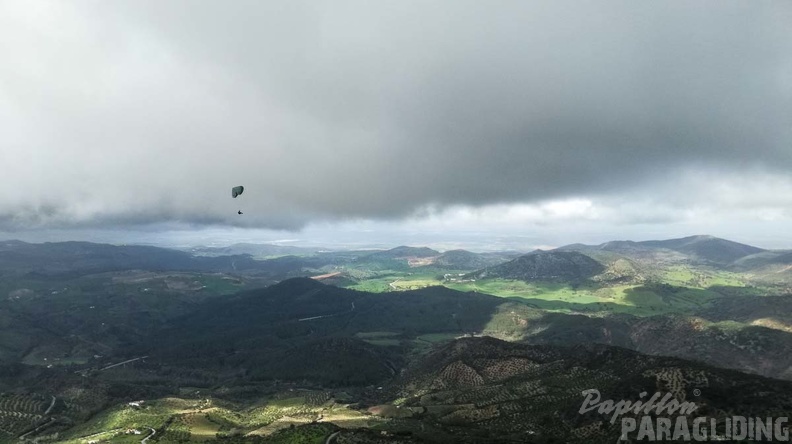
[60,400,176,442]
[442,279,726,317]
[387,279,441,290]
[661,266,745,289]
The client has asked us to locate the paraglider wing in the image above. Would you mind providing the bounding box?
[231,186,244,198]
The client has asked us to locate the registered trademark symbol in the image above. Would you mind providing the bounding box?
[693,389,701,397]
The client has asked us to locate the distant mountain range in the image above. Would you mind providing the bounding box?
[558,234,767,265]
[2,235,791,291]
[363,246,440,260]
[550,235,792,286]
[0,240,267,277]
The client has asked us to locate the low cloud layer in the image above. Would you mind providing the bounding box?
[1,1,790,234]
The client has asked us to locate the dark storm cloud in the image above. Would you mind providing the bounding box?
[1,0,790,229]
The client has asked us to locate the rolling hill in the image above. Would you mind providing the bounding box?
[431,249,516,270]
[468,251,604,282]
[640,235,765,264]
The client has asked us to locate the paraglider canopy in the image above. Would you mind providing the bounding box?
[231,186,244,198]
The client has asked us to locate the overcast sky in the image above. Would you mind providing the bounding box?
[1,1,791,250]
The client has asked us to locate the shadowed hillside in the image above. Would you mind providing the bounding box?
[141,278,505,386]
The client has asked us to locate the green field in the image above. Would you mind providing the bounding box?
[661,266,745,288]
[344,271,743,317]
[345,271,448,293]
